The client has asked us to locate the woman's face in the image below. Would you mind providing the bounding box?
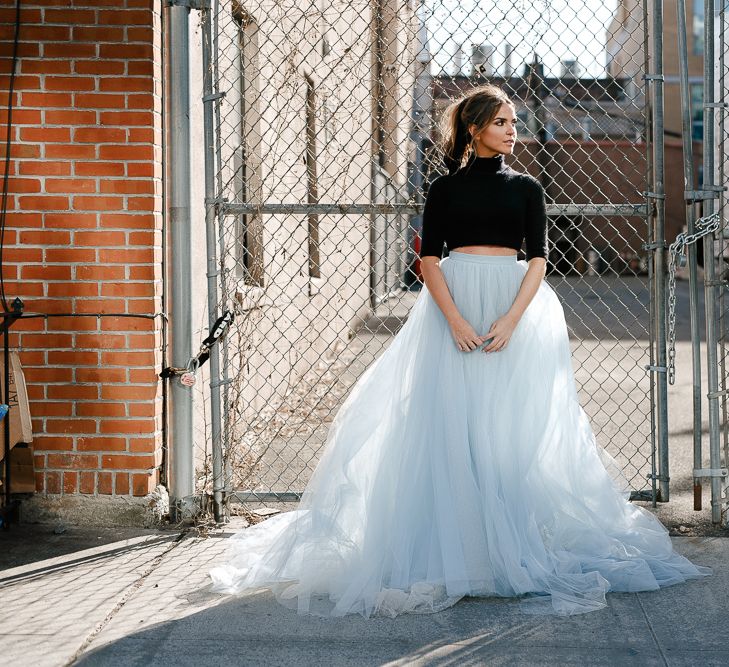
[469,103,517,157]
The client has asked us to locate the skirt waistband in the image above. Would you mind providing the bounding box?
[447,250,518,264]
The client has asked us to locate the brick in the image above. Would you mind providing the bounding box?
[35,472,45,493]
[127,27,154,43]
[99,43,153,60]
[74,127,126,143]
[98,471,112,495]
[45,144,96,159]
[79,471,95,494]
[21,92,73,107]
[101,350,155,366]
[47,453,98,469]
[126,299,159,315]
[100,179,155,195]
[25,366,73,383]
[74,299,127,314]
[3,280,43,296]
[18,195,68,211]
[101,282,154,297]
[2,245,43,263]
[0,142,40,159]
[19,161,72,176]
[44,43,96,59]
[76,402,126,418]
[45,212,97,229]
[99,316,155,332]
[102,383,159,401]
[21,265,72,280]
[115,472,130,495]
[126,162,157,178]
[20,230,71,245]
[48,350,100,366]
[98,9,151,25]
[128,266,155,280]
[46,471,61,494]
[31,402,73,417]
[17,25,71,41]
[72,195,123,211]
[6,176,41,192]
[127,61,153,77]
[63,471,78,494]
[47,282,99,297]
[102,453,156,469]
[74,61,125,76]
[132,471,156,496]
[0,108,41,124]
[44,248,96,263]
[32,436,73,451]
[0,75,40,90]
[77,436,126,451]
[45,76,96,92]
[0,7,42,23]
[45,178,97,194]
[74,93,126,109]
[128,402,157,417]
[128,368,159,383]
[126,94,155,111]
[22,61,71,76]
[26,384,45,401]
[98,248,153,264]
[46,420,98,435]
[75,333,127,349]
[4,212,42,227]
[75,161,125,177]
[45,316,98,332]
[44,8,96,23]
[74,231,126,246]
[72,26,125,42]
[19,127,70,142]
[99,77,152,93]
[129,437,158,453]
[22,332,72,348]
[98,144,154,161]
[45,109,96,124]
[75,264,125,280]
[99,110,153,126]
[47,385,98,400]
[100,213,154,229]
[76,367,127,383]
[100,419,155,435]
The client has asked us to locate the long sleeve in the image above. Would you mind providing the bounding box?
[419,175,448,259]
[524,177,548,261]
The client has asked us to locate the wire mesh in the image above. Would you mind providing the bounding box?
[198,0,661,503]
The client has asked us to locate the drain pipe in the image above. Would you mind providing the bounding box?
[166,1,195,521]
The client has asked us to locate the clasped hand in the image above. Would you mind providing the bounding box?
[448,314,518,354]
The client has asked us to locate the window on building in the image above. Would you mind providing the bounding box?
[690,82,703,141]
[233,6,265,286]
[692,0,704,55]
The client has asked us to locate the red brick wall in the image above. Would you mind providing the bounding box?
[0,0,164,498]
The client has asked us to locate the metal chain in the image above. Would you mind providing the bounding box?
[667,211,722,384]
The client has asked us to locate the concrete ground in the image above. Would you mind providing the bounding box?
[0,522,726,667]
[1,275,728,666]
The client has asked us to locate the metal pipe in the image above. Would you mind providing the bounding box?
[166,2,195,521]
[201,6,226,523]
[676,0,704,510]
[652,0,670,501]
[642,0,657,506]
[702,0,723,524]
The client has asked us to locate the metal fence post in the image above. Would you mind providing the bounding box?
[201,6,226,523]
[676,0,706,511]
[651,0,671,502]
[702,0,724,524]
[167,1,195,520]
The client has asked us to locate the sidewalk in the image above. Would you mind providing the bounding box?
[0,521,727,666]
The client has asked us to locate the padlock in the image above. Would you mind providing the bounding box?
[678,252,687,268]
[180,372,196,387]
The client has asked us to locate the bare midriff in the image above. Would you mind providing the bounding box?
[450,245,518,256]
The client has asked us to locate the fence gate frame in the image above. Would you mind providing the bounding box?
[190,0,699,521]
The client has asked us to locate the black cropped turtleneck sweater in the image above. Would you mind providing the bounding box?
[419,153,548,261]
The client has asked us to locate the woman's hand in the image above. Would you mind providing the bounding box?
[448,316,488,352]
[482,313,519,353]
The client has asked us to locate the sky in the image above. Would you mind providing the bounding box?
[424,0,620,79]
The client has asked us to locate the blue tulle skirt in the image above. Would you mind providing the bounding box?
[209,251,711,617]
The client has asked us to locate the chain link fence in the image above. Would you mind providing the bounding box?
[194,0,665,508]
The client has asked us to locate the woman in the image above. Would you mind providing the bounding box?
[210,84,710,618]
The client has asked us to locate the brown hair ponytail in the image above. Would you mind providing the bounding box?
[439,84,514,174]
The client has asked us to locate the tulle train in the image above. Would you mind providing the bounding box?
[209,251,711,617]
